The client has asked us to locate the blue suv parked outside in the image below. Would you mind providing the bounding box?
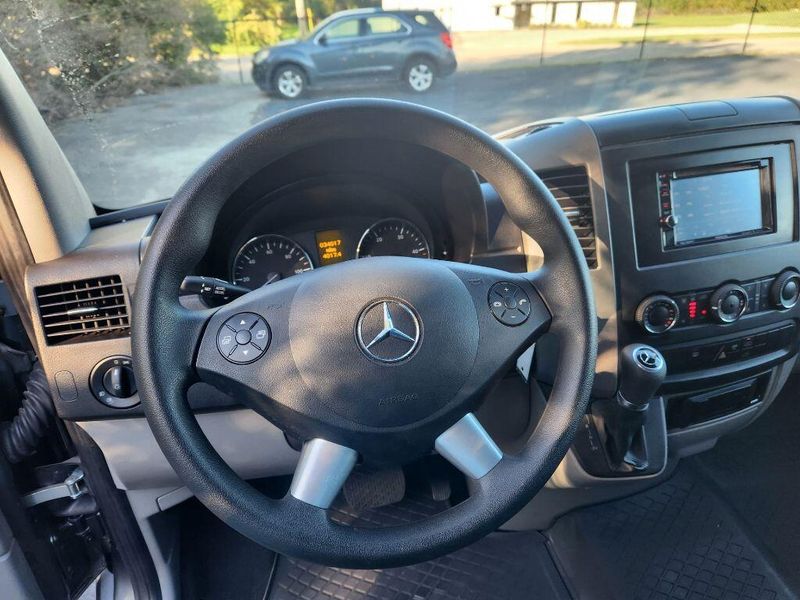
[252,8,458,99]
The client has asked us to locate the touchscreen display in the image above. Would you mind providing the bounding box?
[670,167,764,245]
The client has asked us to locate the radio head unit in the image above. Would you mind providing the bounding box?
[658,159,774,250]
[630,143,795,267]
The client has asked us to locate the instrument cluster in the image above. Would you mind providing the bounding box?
[231,217,434,289]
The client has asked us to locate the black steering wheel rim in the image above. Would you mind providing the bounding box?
[132,98,596,568]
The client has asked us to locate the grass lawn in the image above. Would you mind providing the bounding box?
[211,22,301,57]
[573,31,800,44]
[635,10,800,27]
[213,43,263,56]
[568,10,800,46]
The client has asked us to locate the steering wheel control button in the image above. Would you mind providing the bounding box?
[356,300,421,363]
[218,313,271,364]
[228,343,258,363]
[90,356,139,409]
[233,313,259,331]
[489,282,530,326]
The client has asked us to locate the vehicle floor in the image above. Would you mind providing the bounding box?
[182,382,800,600]
[548,465,794,600]
[548,376,800,600]
[266,494,571,600]
[690,375,800,594]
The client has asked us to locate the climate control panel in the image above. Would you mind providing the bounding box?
[636,270,800,334]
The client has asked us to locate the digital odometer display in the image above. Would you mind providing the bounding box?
[231,234,313,288]
[315,229,346,266]
[356,218,430,259]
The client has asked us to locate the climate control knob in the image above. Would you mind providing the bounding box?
[635,295,679,334]
[709,283,748,324]
[770,270,800,310]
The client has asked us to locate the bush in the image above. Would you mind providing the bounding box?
[0,0,226,120]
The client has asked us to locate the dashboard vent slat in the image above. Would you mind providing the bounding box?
[35,275,130,345]
[37,293,126,310]
[537,166,597,269]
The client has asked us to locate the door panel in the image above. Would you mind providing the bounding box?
[309,17,363,77]
[358,16,412,78]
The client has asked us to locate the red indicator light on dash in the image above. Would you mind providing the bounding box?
[688,300,697,319]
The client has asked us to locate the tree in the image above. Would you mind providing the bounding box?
[0,0,226,120]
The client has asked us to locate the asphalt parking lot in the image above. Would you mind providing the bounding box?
[54,54,800,209]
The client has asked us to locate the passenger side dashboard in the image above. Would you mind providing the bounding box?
[504,97,800,481]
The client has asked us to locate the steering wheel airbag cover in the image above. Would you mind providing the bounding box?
[290,255,478,427]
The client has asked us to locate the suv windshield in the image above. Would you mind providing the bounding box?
[2,1,798,210]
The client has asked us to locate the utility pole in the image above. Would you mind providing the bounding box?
[742,0,759,54]
[295,0,309,35]
[639,0,654,61]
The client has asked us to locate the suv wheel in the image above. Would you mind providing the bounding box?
[405,60,436,93]
[273,66,306,99]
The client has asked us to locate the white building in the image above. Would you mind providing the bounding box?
[381,0,638,32]
[526,1,638,27]
[382,0,515,31]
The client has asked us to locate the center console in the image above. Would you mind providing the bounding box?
[627,138,799,384]
[508,98,800,482]
[603,103,800,464]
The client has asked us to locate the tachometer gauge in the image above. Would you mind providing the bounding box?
[356,218,431,259]
[231,234,313,288]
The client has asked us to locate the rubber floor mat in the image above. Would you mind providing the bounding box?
[691,380,800,594]
[269,531,568,600]
[267,494,570,600]
[547,468,795,600]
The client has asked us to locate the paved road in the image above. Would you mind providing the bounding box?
[54,54,800,209]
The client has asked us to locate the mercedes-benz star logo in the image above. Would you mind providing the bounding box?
[356,300,421,363]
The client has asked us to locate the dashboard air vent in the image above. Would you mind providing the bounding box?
[35,275,130,345]
[538,166,597,268]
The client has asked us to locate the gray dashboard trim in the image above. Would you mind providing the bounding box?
[26,216,154,422]
[506,118,619,397]
[77,409,299,490]
[584,96,800,147]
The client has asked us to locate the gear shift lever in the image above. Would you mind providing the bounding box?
[605,344,667,469]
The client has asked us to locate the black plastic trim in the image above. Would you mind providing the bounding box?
[66,422,161,600]
[90,200,168,229]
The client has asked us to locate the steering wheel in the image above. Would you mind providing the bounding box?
[132,99,596,568]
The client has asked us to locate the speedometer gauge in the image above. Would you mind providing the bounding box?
[356,218,431,259]
[231,234,313,289]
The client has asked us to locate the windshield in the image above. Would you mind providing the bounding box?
[2,1,799,210]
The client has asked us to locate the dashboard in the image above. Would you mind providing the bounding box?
[19,96,800,501]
